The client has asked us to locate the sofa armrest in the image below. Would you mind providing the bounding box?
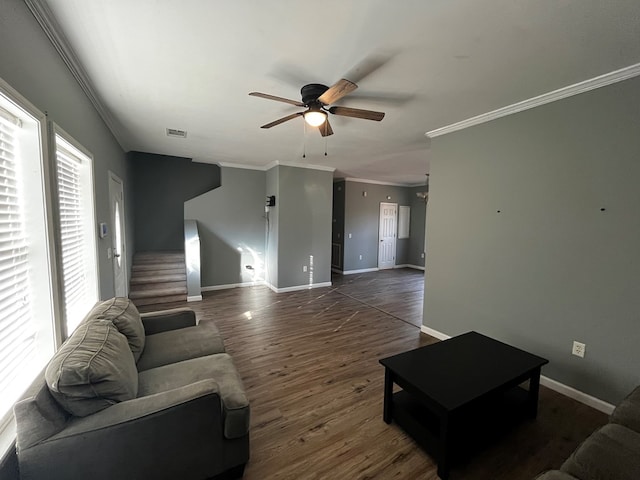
[140,307,196,335]
[51,379,219,439]
[19,380,231,480]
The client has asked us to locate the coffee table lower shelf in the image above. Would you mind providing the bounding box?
[390,386,531,479]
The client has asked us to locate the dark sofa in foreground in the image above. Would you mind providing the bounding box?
[13,298,249,480]
[536,386,640,480]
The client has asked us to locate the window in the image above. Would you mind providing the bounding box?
[0,85,56,445]
[398,205,410,239]
[53,130,98,336]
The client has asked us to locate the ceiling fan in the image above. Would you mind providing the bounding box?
[249,78,385,137]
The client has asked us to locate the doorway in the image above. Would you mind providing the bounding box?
[378,202,397,269]
[108,171,128,296]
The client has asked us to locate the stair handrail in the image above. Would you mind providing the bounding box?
[184,219,202,302]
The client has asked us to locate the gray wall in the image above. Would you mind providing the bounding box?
[424,76,640,404]
[130,152,220,252]
[265,167,279,287]
[408,185,428,268]
[185,167,266,287]
[332,180,346,269]
[342,181,412,272]
[271,166,333,289]
[0,0,132,300]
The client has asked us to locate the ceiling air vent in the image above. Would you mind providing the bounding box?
[166,128,187,138]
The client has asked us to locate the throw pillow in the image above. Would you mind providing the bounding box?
[45,320,138,417]
[86,297,145,361]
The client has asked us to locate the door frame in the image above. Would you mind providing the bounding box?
[378,202,397,270]
[108,171,128,296]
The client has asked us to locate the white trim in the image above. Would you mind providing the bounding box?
[24,0,127,151]
[420,325,451,340]
[216,160,336,173]
[187,295,202,302]
[426,62,640,138]
[540,376,615,415]
[396,264,425,271]
[266,281,332,293]
[217,162,266,171]
[418,326,615,414]
[201,281,265,291]
[342,268,379,275]
[265,161,336,173]
[344,177,414,187]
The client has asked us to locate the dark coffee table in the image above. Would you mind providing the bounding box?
[379,331,548,479]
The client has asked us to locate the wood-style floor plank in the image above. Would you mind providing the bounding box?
[141,269,607,479]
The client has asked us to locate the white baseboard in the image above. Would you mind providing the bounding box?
[201,281,265,292]
[342,268,379,275]
[540,376,615,415]
[403,264,425,271]
[420,325,451,340]
[186,295,202,302]
[419,325,615,414]
[266,281,332,293]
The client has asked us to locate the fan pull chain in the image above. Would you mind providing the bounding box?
[302,120,306,158]
[324,129,328,156]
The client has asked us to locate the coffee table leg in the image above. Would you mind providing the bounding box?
[528,367,542,419]
[383,368,393,424]
[437,414,451,480]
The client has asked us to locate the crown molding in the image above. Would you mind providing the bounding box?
[265,160,336,172]
[343,177,413,187]
[217,162,265,171]
[426,62,640,138]
[24,0,128,151]
[217,160,336,173]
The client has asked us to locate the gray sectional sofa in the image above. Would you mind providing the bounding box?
[13,298,249,480]
[535,386,640,480]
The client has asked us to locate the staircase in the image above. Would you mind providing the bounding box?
[129,251,187,307]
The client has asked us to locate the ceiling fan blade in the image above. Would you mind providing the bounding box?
[328,106,385,121]
[343,52,394,84]
[318,118,334,137]
[249,92,305,107]
[260,112,303,129]
[317,79,357,105]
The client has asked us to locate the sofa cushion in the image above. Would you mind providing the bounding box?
[138,353,249,439]
[611,385,640,433]
[561,423,640,480]
[136,322,225,372]
[86,297,145,361]
[45,320,138,417]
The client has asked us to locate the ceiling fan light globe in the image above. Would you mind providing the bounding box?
[304,111,327,127]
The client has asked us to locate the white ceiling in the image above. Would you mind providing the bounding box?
[43,0,640,185]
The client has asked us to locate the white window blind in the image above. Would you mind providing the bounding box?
[0,108,36,422]
[55,136,97,335]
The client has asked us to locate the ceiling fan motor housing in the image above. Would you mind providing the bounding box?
[301,84,329,105]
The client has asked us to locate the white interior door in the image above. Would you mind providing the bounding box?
[378,202,397,269]
[108,172,128,297]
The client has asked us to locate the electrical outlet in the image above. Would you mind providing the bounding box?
[421,252,425,258]
[572,341,586,358]
[359,255,363,260]
[303,266,307,272]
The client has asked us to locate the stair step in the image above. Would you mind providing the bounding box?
[131,294,187,307]
[129,283,187,299]
[134,251,185,264]
[132,262,185,272]
[130,272,187,285]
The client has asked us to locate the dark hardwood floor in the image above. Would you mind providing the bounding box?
[141,268,607,479]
